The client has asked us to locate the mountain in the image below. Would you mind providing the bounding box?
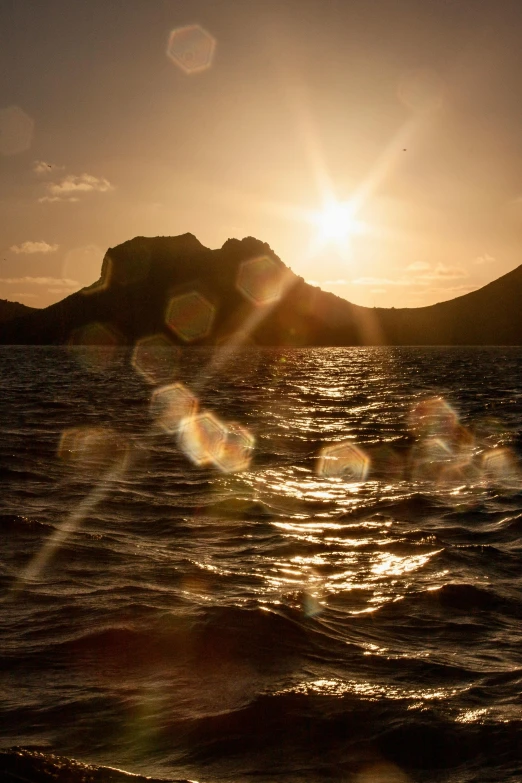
[0,298,37,323]
[0,234,520,346]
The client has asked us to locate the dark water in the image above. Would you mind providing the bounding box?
[1,346,522,783]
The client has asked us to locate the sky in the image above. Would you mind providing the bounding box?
[1,0,522,309]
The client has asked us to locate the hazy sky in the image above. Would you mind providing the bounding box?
[2,0,522,309]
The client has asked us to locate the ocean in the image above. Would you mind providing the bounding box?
[1,346,521,783]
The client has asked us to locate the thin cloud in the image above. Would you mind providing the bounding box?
[39,196,81,204]
[427,284,476,296]
[352,276,415,287]
[0,276,78,286]
[47,287,78,295]
[10,240,59,254]
[353,264,468,288]
[406,261,430,272]
[474,253,495,265]
[33,160,63,175]
[10,292,38,299]
[407,283,476,303]
[417,263,468,281]
[306,278,349,286]
[39,173,114,203]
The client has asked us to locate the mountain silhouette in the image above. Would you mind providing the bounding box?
[0,234,521,346]
[0,298,36,323]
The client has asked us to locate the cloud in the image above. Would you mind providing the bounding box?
[39,196,80,204]
[352,276,415,287]
[474,253,495,265]
[10,240,59,254]
[416,263,468,281]
[427,284,476,296]
[33,160,63,175]
[352,263,468,289]
[10,292,38,299]
[306,278,348,286]
[407,283,476,303]
[39,172,114,203]
[0,276,78,286]
[406,261,430,272]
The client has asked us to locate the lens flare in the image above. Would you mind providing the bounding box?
[68,322,123,372]
[213,422,255,473]
[81,254,113,296]
[482,447,522,490]
[236,256,287,306]
[355,761,411,782]
[317,441,370,481]
[398,68,445,113]
[132,333,180,386]
[151,382,198,433]
[165,291,215,342]
[178,411,227,466]
[166,25,216,75]
[410,436,456,482]
[409,397,458,440]
[58,426,129,476]
[0,105,34,156]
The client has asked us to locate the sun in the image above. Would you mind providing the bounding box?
[313,200,364,245]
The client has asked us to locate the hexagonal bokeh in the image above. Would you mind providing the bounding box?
[317,441,370,481]
[166,25,216,75]
[68,322,123,372]
[0,105,34,156]
[410,436,453,481]
[236,255,287,307]
[81,254,113,296]
[132,333,180,386]
[370,444,405,481]
[178,410,227,467]
[151,382,198,434]
[214,423,255,473]
[473,417,514,449]
[58,426,128,475]
[482,447,521,489]
[408,397,458,440]
[165,291,215,342]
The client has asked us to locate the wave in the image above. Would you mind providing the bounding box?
[0,748,183,782]
[0,514,52,533]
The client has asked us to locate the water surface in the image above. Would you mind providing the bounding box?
[1,347,522,783]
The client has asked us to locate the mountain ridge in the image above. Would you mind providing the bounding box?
[0,298,37,323]
[0,234,520,346]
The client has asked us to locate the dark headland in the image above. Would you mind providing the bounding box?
[0,298,36,323]
[1,234,521,345]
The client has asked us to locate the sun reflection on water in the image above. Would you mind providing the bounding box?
[275,677,461,703]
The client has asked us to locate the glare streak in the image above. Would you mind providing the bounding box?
[11,459,129,593]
